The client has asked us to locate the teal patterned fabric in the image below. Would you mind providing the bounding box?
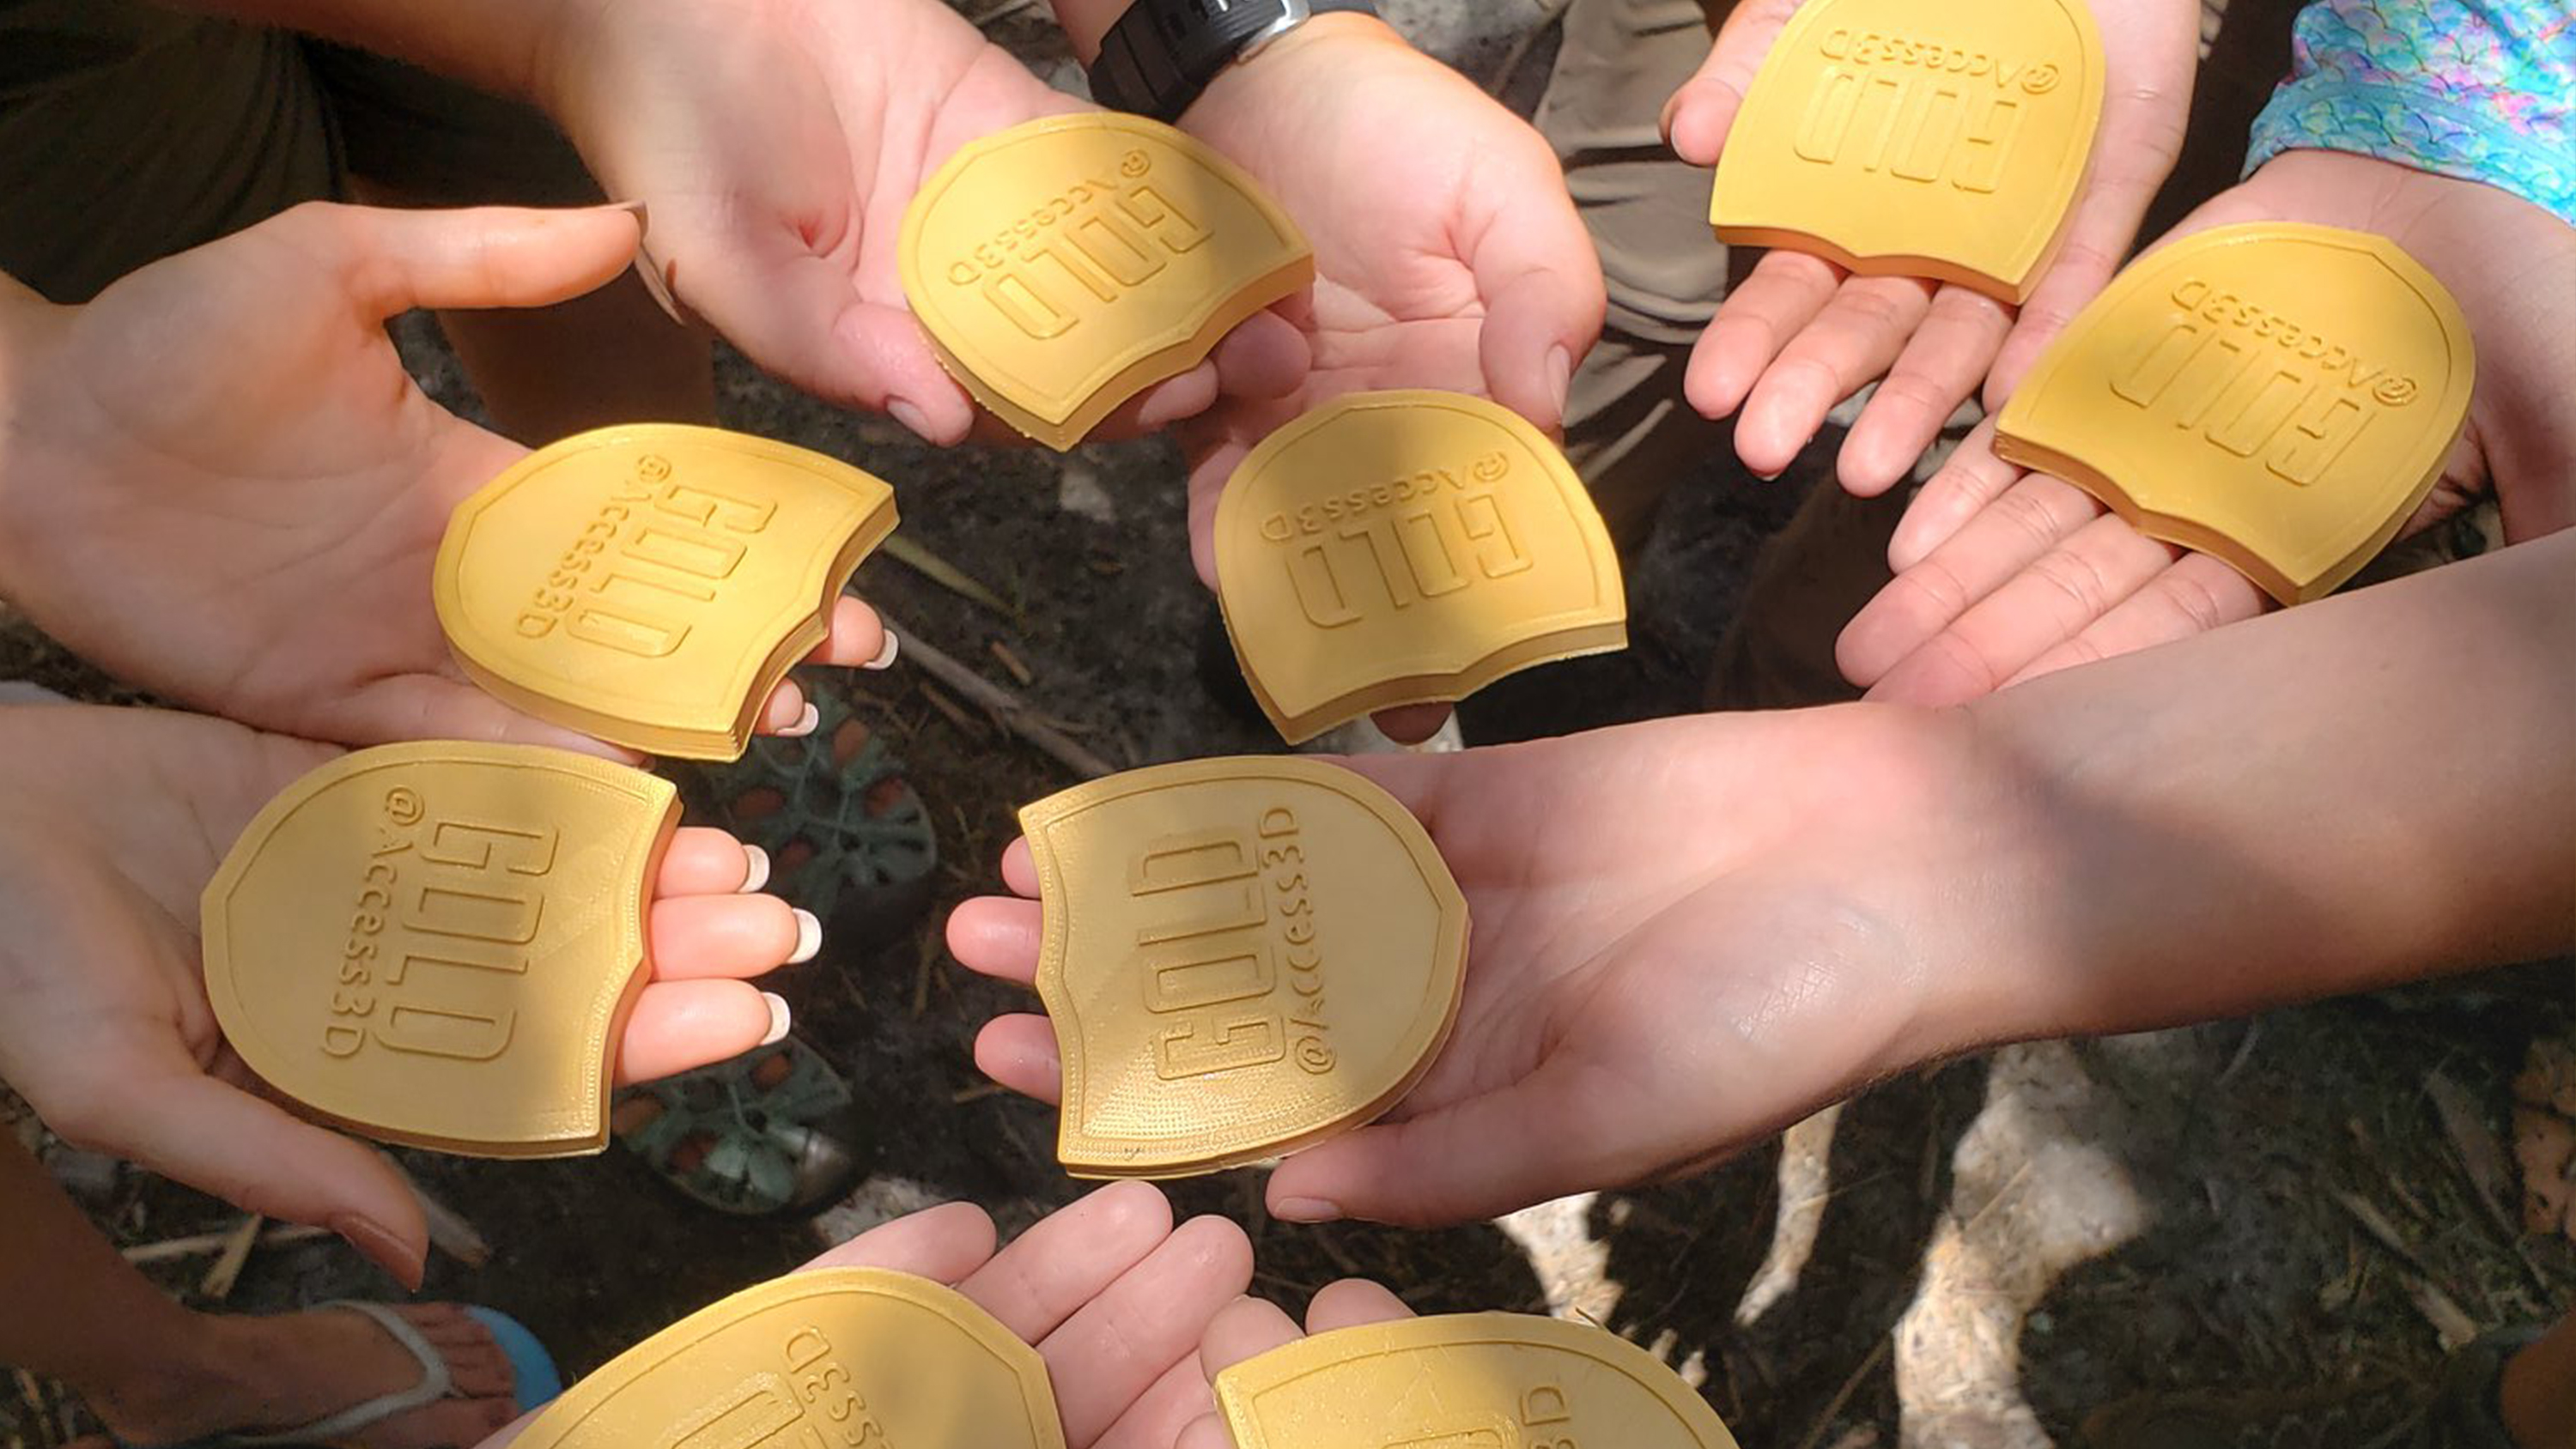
[2245,0,2576,226]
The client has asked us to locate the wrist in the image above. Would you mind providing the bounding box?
[1192,9,1405,110]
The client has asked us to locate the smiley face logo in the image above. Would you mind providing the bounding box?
[2021,63,2061,94]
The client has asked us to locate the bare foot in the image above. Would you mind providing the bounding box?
[88,1302,520,1449]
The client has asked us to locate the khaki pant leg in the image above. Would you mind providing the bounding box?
[1538,0,1735,556]
[0,1,334,301]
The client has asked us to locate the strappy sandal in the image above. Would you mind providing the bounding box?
[609,1035,867,1218]
[163,1302,556,1447]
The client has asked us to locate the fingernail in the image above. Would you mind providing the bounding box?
[1545,345,1572,421]
[781,702,819,737]
[759,991,793,1046]
[1272,1197,1344,1224]
[632,246,686,327]
[601,197,651,228]
[865,632,900,670]
[789,908,823,965]
[332,1213,425,1290]
[739,844,771,894]
[890,400,936,443]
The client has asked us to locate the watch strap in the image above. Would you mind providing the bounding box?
[1091,0,1379,123]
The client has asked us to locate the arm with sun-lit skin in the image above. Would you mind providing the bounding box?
[142,0,1310,445]
[0,202,901,754]
[1838,150,2576,706]
[952,526,2576,1226]
[1666,0,2198,494]
[0,703,824,1290]
[480,1181,1256,1449]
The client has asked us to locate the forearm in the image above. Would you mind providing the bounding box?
[148,0,578,100]
[1947,530,2576,1047]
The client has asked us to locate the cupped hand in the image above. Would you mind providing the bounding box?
[1838,151,2576,706]
[1668,0,2196,491]
[0,201,894,750]
[1171,1279,1419,1449]
[540,0,1304,446]
[481,1181,1254,1449]
[0,704,820,1288]
[951,707,2008,1225]
[1172,13,1608,585]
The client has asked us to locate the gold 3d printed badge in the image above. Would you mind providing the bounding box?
[1020,756,1468,1177]
[1217,1313,1742,1449]
[1710,0,2105,302]
[434,424,898,760]
[1995,222,2475,603]
[201,743,678,1157]
[513,1270,1064,1449]
[1214,391,1626,745]
[901,113,1312,450]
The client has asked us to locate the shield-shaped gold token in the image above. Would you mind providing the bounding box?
[435,424,898,760]
[514,1270,1064,1449]
[1020,757,1468,1178]
[1710,0,2105,302]
[1213,391,1626,745]
[1217,1313,1741,1449]
[901,114,1313,451]
[201,743,678,1157]
[1995,223,2475,603]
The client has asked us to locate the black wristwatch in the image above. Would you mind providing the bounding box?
[1088,0,1382,123]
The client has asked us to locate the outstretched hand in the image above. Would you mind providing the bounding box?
[1667,0,2197,492]
[1838,151,2576,706]
[0,201,894,751]
[0,704,819,1288]
[951,708,2002,1225]
[541,0,1306,446]
[482,1181,1254,1449]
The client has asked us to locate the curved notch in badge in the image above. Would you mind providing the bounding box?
[1214,391,1625,745]
[901,114,1313,451]
[201,743,678,1158]
[1994,222,2475,603]
[513,1269,1064,1449]
[1022,757,1469,1178]
[1217,1313,1741,1449]
[435,424,898,760]
[1710,0,2105,302]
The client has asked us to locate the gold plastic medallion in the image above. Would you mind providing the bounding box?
[202,743,677,1157]
[1214,391,1626,745]
[1217,1313,1742,1449]
[1020,757,1468,1178]
[901,114,1312,450]
[513,1270,1065,1449]
[435,424,898,760]
[1710,0,2105,302]
[1995,222,2475,603]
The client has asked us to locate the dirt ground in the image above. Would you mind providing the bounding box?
[6,3,2574,1446]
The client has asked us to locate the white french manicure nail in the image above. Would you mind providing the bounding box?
[789,907,823,965]
[781,702,820,737]
[739,844,770,894]
[866,632,901,670]
[759,991,793,1046]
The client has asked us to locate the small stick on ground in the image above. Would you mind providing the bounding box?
[125,1222,334,1265]
[883,618,1117,779]
[197,1212,264,1300]
[987,640,1035,688]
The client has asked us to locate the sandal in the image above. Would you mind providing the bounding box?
[163,1302,557,1447]
[665,670,938,953]
[611,1035,869,1218]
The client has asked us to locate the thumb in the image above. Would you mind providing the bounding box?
[118,1068,429,1288]
[1266,1058,1617,1227]
[1662,0,1803,167]
[1470,179,1606,433]
[262,201,647,323]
